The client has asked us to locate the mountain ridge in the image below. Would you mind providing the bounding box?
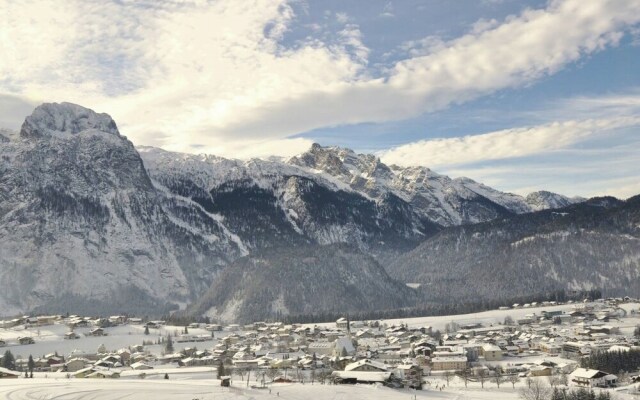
[0,102,615,319]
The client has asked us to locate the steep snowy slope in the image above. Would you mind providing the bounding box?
[288,144,581,226]
[140,147,439,257]
[0,102,591,316]
[0,103,241,315]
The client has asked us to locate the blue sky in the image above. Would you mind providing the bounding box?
[1,0,639,198]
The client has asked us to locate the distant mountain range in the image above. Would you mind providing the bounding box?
[1,102,635,321]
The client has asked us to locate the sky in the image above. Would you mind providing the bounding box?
[1,0,639,198]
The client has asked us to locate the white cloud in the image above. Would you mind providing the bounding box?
[1,0,639,159]
[380,117,640,168]
[335,12,349,24]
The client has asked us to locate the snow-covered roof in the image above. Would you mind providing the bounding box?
[344,359,388,372]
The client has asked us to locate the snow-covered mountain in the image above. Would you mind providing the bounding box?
[0,102,588,317]
[288,143,581,226]
[139,146,441,259]
[0,103,242,315]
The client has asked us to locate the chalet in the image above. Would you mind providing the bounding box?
[395,364,423,389]
[109,316,126,325]
[146,320,165,329]
[87,370,121,379]
[570,368,617,388]
[0,319,21,329]
[331,371,399,387]
[336,318,349,329]
[37,315,58,326]
[65,358,90,372]
[130,362,153,370]
[89,328,105,336]
[205,324,223,331]
[529,365,553,377]
[0,367,20,379]
[18,336,35,345]
[64,332,80,340]
[344,359,388,372]
[71,367,95,378]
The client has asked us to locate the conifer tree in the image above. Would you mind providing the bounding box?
[2,350,15,370]
[165,334,174,353]
[28,355,35,376]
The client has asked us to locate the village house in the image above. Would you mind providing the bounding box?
[0,367,20,379]
[344,359,388,372]
[18,336,35,345]
[480,343,503,361]
[570,368,618,388]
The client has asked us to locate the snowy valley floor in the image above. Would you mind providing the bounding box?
[0,377,540,400]
[2,302,639,399]
[1,374,638,400]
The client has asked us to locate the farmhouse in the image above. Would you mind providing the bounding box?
[570,368,617,388]
[0,367,20,379]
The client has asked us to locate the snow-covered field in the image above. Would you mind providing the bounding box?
[307,302,639,333]
[0,323,217,360]
[2,375,638,400]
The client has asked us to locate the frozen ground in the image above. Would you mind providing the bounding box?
[1,376,637,400]
[0,377,522,400]
[307,302,640,332]
[0,324,218,360]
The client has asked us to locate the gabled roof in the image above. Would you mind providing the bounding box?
[571,368,608,379]
[345,359,387,372]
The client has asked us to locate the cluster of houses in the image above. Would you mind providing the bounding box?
[0,299,638,391]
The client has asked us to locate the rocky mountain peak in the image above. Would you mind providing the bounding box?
[525,190,582,211]
[20,102,120,139]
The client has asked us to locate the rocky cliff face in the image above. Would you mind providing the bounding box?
[288,143,581,226]
[0,103,241,315]
[140,147,439,260]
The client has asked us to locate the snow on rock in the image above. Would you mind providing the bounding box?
[20,102,120,138]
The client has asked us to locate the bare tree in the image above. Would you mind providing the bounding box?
[518,380,552,400]
[477,369,488,389]
[461,368,472,388]
[547,374,561,387]
[445,321,461,334]
[504,315,515,326]
[266,368,279,383]
[234,367,245,382]
[317,369,331,385]
[558,371,568,387]
[508,374,521,389]
[443,370,454,386]
[492,369,504,388]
